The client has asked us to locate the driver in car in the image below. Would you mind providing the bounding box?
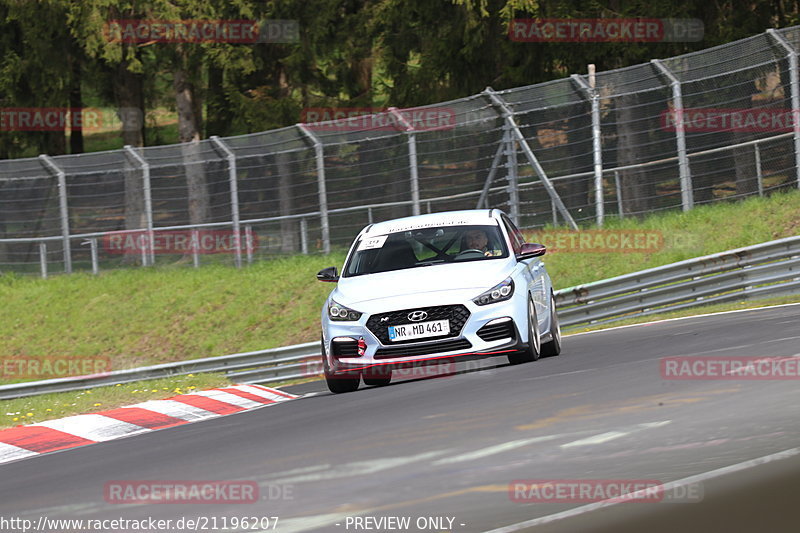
[464,229,495,257]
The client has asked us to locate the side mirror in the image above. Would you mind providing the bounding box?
[316,266,339,282]
[517,243,546,260]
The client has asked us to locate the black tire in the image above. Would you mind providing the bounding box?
[541,291,562,357]
[363,366,392,387]
[321,336,360,393]
[508,295,540,365]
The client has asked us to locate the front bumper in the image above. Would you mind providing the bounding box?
[322,297,525,373]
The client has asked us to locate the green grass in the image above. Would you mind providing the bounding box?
[0,253,346,379]
[531,190,800,289]
[0,373,230,429]
[4,293,797,429]
[0,190,798,388]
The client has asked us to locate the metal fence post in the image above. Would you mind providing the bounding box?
[571,71,604,226]
[300,217,309,254]
[476,141,505,209]
[614,170,624,218]
[652,59,694,211]
[140,234,147,266]
[483,87,578,230]
[245,225,254,264]
[754,143,764,196]
[210,136,242,268]
[89,238,99,275]
[389,108,421,216]
[767,29,800,190]
[297,124,331,254]
[191,228,200,268]
[124,146,155,266]
[38,242,47,279]
[38,155,71,274]
[505,123,521,224]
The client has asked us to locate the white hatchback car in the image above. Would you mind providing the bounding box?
[317,209,561,393]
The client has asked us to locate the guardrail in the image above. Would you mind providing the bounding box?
[555,235,800,328]
[1,236,798,399]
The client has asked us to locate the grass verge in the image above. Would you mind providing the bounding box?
[0,373,229,430]
[2,295,798,428]
[0,190,798,384]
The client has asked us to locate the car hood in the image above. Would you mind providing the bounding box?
[333,260,515,306]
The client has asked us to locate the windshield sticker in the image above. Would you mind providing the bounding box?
[378,218,488,234]
[357,235,388,251]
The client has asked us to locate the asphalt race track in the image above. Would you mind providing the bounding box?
[1,304,799,533]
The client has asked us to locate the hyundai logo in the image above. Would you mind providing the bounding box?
[408,310,428,322]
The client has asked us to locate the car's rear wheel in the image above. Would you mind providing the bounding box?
[321,336,360,393]
[363,366,392,387]
[541,291,562,357]
[508,295,540,365]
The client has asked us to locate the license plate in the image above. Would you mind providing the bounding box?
[388,320,450,342]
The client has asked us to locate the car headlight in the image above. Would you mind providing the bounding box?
[473,277,514,306]
[328,299,363,321]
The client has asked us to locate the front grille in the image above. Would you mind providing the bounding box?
[374,338,472,359]
[366,304,471,345]
[477,319,516,342]
[331,339,358,358]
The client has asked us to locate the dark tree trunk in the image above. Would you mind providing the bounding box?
[114,59,146,238]
[733,81,758,197]
[206,65,230,137]
[615,92,655,216]
[68,43,84,155]
[564,98,592,214]
[175,59,208,225]
[276,150,297,253]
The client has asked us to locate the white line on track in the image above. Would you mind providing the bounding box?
[483,446,800,533]
[559,421,671,449]
[560,431,630,448]
[564,301,800,338]
[269,450,450,484]
[433,435,564,465]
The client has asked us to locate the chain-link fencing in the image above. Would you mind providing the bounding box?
[1,26,799,276]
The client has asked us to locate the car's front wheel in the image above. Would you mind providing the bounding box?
[508,294,540,365]
[321,336,360,393]
[540,290,562,357]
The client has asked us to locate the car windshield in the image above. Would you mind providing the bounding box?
[343,224,508,277]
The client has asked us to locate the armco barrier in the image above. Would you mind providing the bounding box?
[1,236,798,399]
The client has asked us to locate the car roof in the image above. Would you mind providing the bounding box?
[363,209,501,236]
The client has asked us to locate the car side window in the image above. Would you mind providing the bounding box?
[501,216,524,254]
